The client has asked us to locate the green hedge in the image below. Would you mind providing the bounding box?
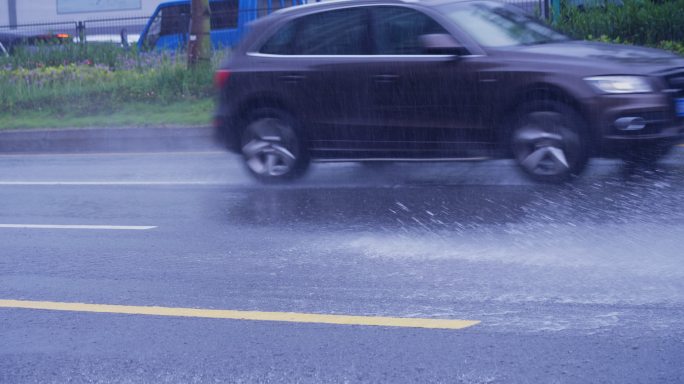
[0,44,220,114]
[557,0,684,54]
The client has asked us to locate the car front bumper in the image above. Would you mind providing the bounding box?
[586,92,684,154]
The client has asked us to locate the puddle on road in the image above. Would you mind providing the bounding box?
[333,227,684,334]
[346,222,684,277]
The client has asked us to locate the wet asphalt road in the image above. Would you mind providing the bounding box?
[1,142,684,383]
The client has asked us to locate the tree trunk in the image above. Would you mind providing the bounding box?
[188,0,211,68]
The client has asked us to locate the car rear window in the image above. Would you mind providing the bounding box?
[260,21,297,54]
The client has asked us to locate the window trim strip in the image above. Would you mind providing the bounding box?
[246,52,484,58]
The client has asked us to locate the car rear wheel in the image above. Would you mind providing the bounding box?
[511,101,588,183]
[241,109,309,182]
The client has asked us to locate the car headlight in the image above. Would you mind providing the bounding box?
[584,76,653,94]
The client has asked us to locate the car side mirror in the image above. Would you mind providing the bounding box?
[419,33,466,55]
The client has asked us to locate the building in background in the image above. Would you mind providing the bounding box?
[1,0,167,28]
[1,0,176,42]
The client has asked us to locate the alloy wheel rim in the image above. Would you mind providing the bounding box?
[512,111,580,177]
[242,118,298,177]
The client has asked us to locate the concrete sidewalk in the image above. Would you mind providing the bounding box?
[0,126,221,154]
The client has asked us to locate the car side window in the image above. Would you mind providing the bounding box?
[211,0,239,30]
[260,21,297,54]
[295,8,369,55]
[260,8,369,55]
[371,7,448,55]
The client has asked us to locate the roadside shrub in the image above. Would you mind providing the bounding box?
[657,40,684,56]
[581,34,684,55]
[0,44,222,114]
[557,0,684,52]
[3,43,126,70]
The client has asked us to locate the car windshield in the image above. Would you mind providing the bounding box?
[437,2,571,47]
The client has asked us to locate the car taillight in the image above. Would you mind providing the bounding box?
[214,70,231,89]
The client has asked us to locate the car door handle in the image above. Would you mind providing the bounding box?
[373,74,400,83]
[279,74,306,83]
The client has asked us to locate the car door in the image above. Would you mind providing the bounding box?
[366,6,486,158]
[258,7,375,158]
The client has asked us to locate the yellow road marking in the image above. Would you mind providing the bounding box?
[0,299,479,330]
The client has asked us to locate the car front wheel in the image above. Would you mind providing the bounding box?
[511,101,589,183]
[240,109,309,182]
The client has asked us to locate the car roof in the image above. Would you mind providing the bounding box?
[155,0,224,7]
[235,0,500,57]
[253,0,495,25]
[246,0,503,39]
[272,0,491,14]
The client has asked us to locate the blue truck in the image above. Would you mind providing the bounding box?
[138,0,307,51]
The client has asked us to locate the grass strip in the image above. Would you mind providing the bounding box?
[0,99,213,130]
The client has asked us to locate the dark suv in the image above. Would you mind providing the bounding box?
[214,0,684,182]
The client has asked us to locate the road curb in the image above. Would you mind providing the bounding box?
[0,126,221,154]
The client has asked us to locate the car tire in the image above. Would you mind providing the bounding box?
[510,101,589,183]
[240,108,309,183]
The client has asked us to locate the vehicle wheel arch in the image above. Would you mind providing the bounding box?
[232,95,301,150]
[501,84,594,182]
[234,97,311,183]
[498,83,593,155]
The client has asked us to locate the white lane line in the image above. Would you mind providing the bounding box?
[0,224,156,230]
[0,181,229,186]
[0,151,227,158]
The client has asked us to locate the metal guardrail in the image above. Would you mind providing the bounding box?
[0,16,148,48]
[0,17,148,39]
[0,20,79,36]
